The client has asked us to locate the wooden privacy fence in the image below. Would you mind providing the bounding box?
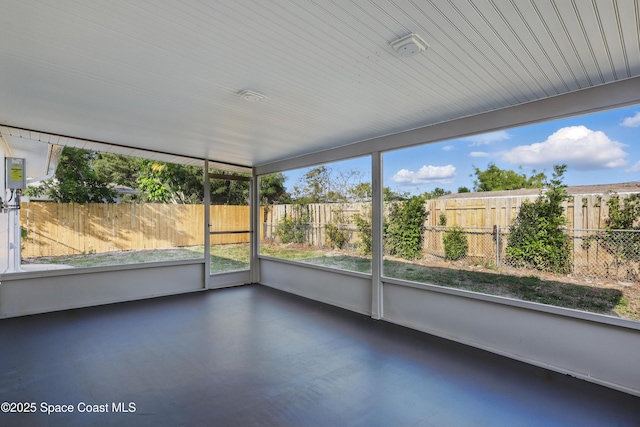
[261,203,368,247]
[262,194,624,248]
[20,202,250,258]
[428,194,615,230]
[19,192,633,258]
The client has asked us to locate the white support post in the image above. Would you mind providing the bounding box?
[8,207,21,272]
[203,160,211,287]
[250,171,260,284]
[371,152,383,319]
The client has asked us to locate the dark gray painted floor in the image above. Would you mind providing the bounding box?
[0,284,638,426]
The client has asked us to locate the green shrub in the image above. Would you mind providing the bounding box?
[443,226,468,261]
[384,195,427,260]
[352,205,372,255]
[325,223,347,249]
[601,194,640,263]
[325,205,350,249]
[20,226,29,251]
[275,204,310,244]
[276,217,302,243]
[438,212,447,226]
[505,165,571,274]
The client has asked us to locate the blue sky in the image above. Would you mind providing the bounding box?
[283,104,640,195]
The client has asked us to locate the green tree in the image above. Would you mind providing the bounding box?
[293,166,333,203]
[211,171,289,206]
[425,187,451,199]
[349,182,372,202]
[457,186,471,193]
[138,162,258,205]
[383,187,408,202]
[29,148,288,206]
[26,147,117,203]
[505,164,571,274]
[93,153,141,189]
[93,153,142,202]
[260,173,289,205]
[209,174,249,205]
[138,161,204,204]
[292,166,369,203]
[472,163,546,192]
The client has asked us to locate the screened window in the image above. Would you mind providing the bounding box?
[260,157,372,274]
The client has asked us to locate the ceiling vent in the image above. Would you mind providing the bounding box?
[238,90,266,102]
[390,33,429,57]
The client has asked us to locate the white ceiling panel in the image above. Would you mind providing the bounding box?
[1,0,639,169]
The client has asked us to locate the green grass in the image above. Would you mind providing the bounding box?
[297,255,372,273]
[25,247,204,268]
[260,245,631,318]
[209,244,249,273]
[259,244,326,260]
[25,244,320,274]
[276,247,631,319]
[24,243,637,321]
[259,244,375,271]
[383,260,624,315]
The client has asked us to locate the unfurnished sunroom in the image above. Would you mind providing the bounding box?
[1,1,640,425]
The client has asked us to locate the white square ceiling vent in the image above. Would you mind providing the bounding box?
[238,90,266,102]
[390,33,430,57]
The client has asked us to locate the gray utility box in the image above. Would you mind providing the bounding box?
[5,157,26,190]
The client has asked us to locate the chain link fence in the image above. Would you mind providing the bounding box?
[423,226,640,283]
[263,207,640,284]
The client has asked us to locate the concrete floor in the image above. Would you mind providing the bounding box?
[1,284,638,426]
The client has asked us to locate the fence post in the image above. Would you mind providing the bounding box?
[494,225,501,268]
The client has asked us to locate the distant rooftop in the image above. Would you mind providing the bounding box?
[439,182,640,200]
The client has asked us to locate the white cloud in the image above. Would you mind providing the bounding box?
[501,126,627,170]
[390,165,456,185]
[464,131,510,146]
[621,112,640,128]
[626,160,640,173]
[469,151,489,157]
[442,145,454,152]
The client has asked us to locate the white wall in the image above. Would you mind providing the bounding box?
[0,261,205,318]
[260,258,372,316]
[382,280,640,396]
